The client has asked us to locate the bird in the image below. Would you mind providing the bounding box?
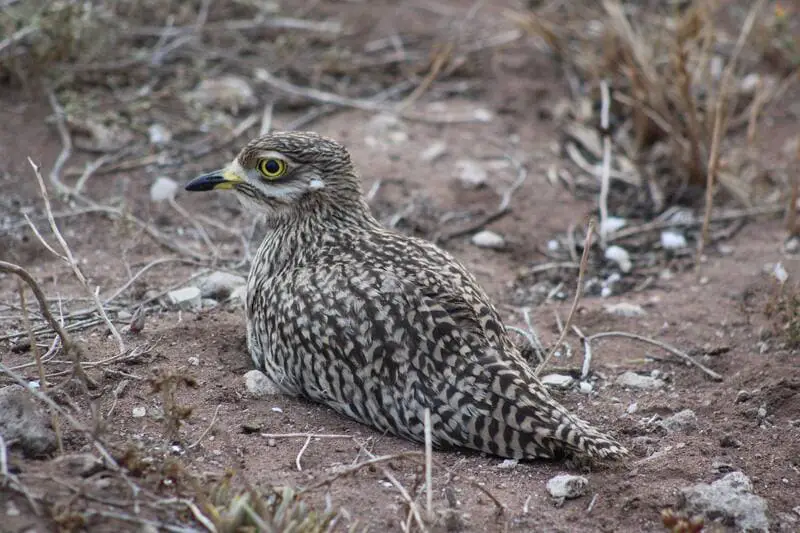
[184,131,627,461]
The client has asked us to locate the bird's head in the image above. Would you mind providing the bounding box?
[184,131,365,220]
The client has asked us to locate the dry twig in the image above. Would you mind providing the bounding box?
[535,220,594,375]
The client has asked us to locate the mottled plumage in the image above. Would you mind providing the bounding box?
[185,131,627,460]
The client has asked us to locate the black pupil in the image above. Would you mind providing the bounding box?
[264,160,280,174]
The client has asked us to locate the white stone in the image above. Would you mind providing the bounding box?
[148,123,172,145]
[679,472,769,533]
[603,302,646,317]
[600,216,627,235]
[420,141,447,162]
[579,381,593,394]
[546,474,588,500]
[773,262,788,284]
[199,271,247,300]
[660,230,688,250]
[605,245,632,273]
[660,409,697,433]
[167,287,201,310]
[229,285,247,306]
[455,159,488,188]
[132,406,146,418]
[149,177,179,202]
[541,374,574,389]
[471,230,505,249]
[617,371,665,391]
[185,75,257,113]
[187,356,200,366]
[244,370,281,398]
[497,459,518,469]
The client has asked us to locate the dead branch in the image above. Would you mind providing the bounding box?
[585,331,723,381]
[0,260,97,388]
[27,158,125,355]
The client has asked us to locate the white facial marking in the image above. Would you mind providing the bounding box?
[309,178,325,190]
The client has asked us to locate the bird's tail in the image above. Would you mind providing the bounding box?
[509,381,629,460]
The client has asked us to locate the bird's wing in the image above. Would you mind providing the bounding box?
[257,263,625,459]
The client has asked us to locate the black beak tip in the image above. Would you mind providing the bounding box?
[184,174,223,192]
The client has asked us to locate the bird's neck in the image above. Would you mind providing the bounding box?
[249,197,381,280]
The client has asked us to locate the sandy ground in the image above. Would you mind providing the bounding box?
[1,2,799,532]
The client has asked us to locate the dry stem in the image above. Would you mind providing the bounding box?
[535,219,594,375]
[27,158,125,355]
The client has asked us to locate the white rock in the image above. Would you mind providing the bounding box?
[660,409,697,433]
[679,472,769,533]
[117,310,132,320]
[627,402,638,414]
[617,371,665,390]
[229,285,247,306]
[473,108,493,122]
[497,459,518,469]
[471,230,505,249]
[579,381,593,394]
[541,374,574,389]
[420,141,447,162]
[244,370,281,398]
[167,287,201,310]
[455,159,488,188]
[600,216,627,235]
[0,385,57,457]
[739,73,761,94]
[661,230,688,250]
[148,123,172,145]
[150,177,179,202]
[773,262,789,284]
[187,356,200,366]
[199,271,247,300]
[603,302,646,317]
[132,406,146,418]
[185,75,257,113]
[546,474,588,500]
[605,245,632,273]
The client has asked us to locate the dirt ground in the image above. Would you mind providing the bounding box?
[2,1,800,532]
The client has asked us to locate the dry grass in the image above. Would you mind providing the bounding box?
[509,0,798,215]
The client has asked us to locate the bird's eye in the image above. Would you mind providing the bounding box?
[257,158,287,179]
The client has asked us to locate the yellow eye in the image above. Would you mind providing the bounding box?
[257,158,287,179]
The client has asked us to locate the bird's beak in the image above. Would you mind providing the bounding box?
[184,168,245,192]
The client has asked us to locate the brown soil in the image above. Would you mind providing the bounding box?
[2,2,800,533]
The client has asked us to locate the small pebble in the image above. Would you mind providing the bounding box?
[605,245,632,273]
[455,159,488,189]
[149,176,179,202]
[617,371,665,391]
[541,374,574,389]
[187,356,200,366]
[546,474,588,501]
[148,123,172,145]
[659,409,697,434]
[132,406,146,418]
[167,287,202,311]
[603,302,646,317]
[627,402,638,414]
[471,230,505,249]
[579,381,593,394]
[497,459,518,469]
[600,216,627,235]
[661,230,688,250]
[735,390,751,403]
[199,271,247,300]
[420,141,447,162]
[244,370,281,398]
[117,310,132,320]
